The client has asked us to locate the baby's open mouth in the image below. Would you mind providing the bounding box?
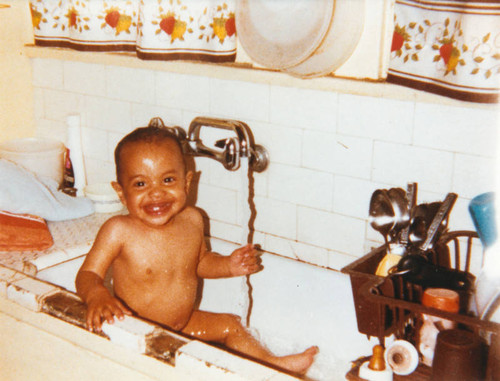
[143,202,172,215]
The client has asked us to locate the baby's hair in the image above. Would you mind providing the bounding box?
[114,126,185,184]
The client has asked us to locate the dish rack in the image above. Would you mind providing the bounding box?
[342,230,500,381]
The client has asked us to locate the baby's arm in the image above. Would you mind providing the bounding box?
[189,207,261,278]
[75,217,132,332]
[76,270,131,332]
[197,243,262,278]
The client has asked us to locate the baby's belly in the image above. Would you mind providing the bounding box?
[114,275,199,331]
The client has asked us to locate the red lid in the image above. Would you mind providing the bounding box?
[422,288,459,313]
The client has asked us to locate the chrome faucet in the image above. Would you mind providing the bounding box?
[186,117,269,172]
[147,116,269,172]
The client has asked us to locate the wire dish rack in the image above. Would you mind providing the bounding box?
[342,230,500,381]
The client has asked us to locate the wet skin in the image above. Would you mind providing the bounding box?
[76,138,317,375]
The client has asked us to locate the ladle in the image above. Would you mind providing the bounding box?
[369,189,395,244]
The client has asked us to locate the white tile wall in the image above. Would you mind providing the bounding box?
[105,66,155,104]
[337,94,414,144]
[269,86,338,132]
[32,58,64,89]
[63,61,107,96]
[413,103,498,157]
[268,163,334,210]
[156,71,211,112]
[210,78,269,121]
[31,58,499,270]
[372,141,455,193]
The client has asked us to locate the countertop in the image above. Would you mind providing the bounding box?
[0,212,115,273]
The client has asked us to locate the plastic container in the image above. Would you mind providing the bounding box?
[419,288,460,366]
[0,138,65,185]
[84,183,123,213]
[469,192,496,248]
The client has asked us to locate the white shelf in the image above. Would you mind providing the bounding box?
[25,45,495,110]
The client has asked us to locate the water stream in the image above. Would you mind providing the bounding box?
[239,156,255,327]
[239,156,251,245]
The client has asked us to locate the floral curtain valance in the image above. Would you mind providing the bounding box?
[387,0,500,103]
[30,0,499,103]
[29,0,237,62]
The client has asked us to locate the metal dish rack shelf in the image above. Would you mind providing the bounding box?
[342,231,500,381]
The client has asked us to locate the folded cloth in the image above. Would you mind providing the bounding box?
[0,159,94,221]
[0,210,54,251]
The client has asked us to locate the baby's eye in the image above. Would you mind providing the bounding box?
[163,177,175,184]
[134,181,146,187]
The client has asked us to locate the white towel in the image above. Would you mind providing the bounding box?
[0,159,94,221]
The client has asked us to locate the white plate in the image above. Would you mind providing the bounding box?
[236,0,335,70]
[285,0,366,78]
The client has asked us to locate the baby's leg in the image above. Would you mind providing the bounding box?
[181,310,318,375]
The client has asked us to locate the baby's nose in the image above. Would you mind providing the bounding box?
[149,183,166,198]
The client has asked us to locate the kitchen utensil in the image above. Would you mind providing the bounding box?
[387,187,410,240]
[0,137,65,186]
[369,187,410,244]
[420,193,457,251]
[408,193,455,249]
[469,192,497,248]
[284,0,366,78]
[369,189,395,243]
[400,183,417,245]
[408,202,440,245]
[235,0,335,70]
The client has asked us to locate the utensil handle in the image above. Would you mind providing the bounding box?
[421,193,457,250]
[400,183,418,244]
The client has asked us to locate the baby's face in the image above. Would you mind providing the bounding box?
[112,139,192,228]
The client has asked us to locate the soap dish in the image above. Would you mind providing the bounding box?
[84,183,123,213]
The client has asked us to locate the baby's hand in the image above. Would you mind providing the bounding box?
[229,244,262,276]
[85,288,132,332]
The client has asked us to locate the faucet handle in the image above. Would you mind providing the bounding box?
[219,137,240,171]
[250,144,269,173]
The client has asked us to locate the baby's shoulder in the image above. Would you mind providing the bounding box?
[92,214,133,248]
[180,206,204,227]
[99,214,134,235]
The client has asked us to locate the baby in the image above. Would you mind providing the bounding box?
[76,125,318,375]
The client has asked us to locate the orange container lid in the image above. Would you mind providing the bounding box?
[422,288,460,313]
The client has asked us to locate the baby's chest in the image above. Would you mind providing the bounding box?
[120,236,199,276]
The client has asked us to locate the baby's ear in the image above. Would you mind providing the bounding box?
[111,181,126,206]
[185,171,194,192]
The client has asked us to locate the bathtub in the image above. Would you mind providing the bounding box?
[36,237,375,380]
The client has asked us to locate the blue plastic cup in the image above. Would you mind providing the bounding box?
[469,192,497,248]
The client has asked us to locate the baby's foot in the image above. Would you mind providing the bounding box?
[272,346,319,375]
